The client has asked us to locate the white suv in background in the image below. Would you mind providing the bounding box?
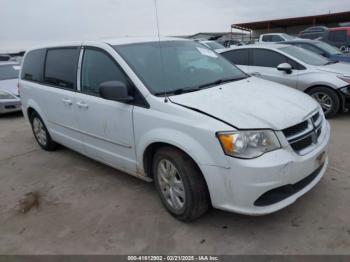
[259,33,296,43]
[19,38,330,221]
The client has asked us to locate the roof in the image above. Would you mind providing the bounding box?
[217,43,289,53]
[25,37,188,52]
[0,61,19,66]
[232,11,350,31]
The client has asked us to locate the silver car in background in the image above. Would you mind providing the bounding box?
[218,44,350,118]
[0,62,21,114]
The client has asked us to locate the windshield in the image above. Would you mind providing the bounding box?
[0,64,20,80]
[114,41,247,95]
[279,46,330,66]
[281,34,295,40]
[315,41,342,55]
[204,41,225,50]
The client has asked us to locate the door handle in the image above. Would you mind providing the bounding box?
[62,98,73,106]
[251,72,261,76]
[77,101,89,109]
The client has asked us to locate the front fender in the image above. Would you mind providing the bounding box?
[136,127,230,174]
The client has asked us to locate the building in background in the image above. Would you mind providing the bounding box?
[232,11,350,39]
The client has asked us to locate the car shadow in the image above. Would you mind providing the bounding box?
[0,111,23,119]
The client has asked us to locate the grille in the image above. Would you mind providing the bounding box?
[283,112,322,155]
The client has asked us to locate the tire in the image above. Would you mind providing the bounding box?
[152,146,210,222]
[306,86,340,118]
[30,112,58,151]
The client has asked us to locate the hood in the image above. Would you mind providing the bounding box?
[317,62,350,76]
[0,79,18,96]
[170,77,319,130]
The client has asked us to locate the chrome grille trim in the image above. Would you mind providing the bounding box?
[283,111,323,155]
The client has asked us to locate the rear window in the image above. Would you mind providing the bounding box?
[44,48,80,90]
[222,49,250,66]
[0,65,20,80]
[21,49,46,82]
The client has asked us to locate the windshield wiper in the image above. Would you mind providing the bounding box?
[154,76,248,97]
[197,76,248,89]
[324,60,339,65]
[154,87,200,96]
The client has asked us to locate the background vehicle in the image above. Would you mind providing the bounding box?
[0,62,21,114]
[219,44,350,117]
[321,27,350,52]
[222,39,243,48]
[281,39,350,63]
[198,40,225,51]
[299,26,328,40]
[259,33,296,43]
[19,38,329,221]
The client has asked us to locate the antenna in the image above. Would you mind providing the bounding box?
[153,0,168,102]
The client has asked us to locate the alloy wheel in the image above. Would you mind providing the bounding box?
[311,92,333,115]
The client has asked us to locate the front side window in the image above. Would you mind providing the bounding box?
[315,41,342,55]
[44,48,80,89]
[81,49,129,96]
[114,41,247,95]
[252,49,287,68]
[222,49,250,66]
[0,65,20,80]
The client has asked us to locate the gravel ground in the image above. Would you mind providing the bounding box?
[0,112,349,255]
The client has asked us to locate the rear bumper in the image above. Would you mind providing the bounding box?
[0,99,22,114]
[200,121,330,216]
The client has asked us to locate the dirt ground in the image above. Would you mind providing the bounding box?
[0,112,349,255]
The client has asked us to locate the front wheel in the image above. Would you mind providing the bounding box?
[307,86,340,118]
[153,147,210,222]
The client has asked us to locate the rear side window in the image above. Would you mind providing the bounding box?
[222,49,250,66]
[21,49,46,82]
[44,48,80,90]
[252,49,287,67]
[271,35,283,42]
[0,65,20,80]
[81,48,129,97]
[328,30,347,42]
[262,35,272,42]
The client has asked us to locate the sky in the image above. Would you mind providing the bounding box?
[0,0,350,52]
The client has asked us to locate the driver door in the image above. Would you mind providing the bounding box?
[75,46,137,173]
[250,48,299,89]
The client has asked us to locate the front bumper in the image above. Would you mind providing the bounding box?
[200,121,330,215]
[0,98,21,114]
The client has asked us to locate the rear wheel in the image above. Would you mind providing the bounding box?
[153,146,210,222]
[307,86,340,118]
[30,112,57,151]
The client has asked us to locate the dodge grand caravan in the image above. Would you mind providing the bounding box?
[19,38,330,221]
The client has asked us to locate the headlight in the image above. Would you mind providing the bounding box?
[217,130,281,159]
[0,90,15,100]
[337,76,350,85]
[340,85,350,96]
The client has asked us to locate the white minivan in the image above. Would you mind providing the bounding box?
[20,38,330,221]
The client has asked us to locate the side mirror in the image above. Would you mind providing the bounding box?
[99,81,133,102]
[277,63,292,74]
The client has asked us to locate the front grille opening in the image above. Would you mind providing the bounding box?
[5,105,16,109]
[283,121,308,138]
[254,163,325,207]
